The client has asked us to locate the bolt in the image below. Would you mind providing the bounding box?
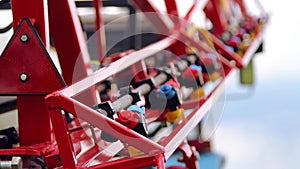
[19,73,29,82]
[20,34,29,43]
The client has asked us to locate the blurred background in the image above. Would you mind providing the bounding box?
[0,0,299,168]
[214,1,300,169]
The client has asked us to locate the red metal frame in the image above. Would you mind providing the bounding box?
[177,141,199,169]
[0,0,101,166]
[93,0,107,60]
[88,155,159,169]
[205,0,266,67]
[0,0,267,168]
[6,0,102,144]
[165,0,179,24]
[10,0,53,149]
[133,0,267,68]
[45,36,177,169]
[45,30,235,168]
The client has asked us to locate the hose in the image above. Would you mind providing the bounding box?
[0,22,12,33]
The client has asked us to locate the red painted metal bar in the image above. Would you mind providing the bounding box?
[165,0,179,17]
[210,34,244,68]
[88,155,157,169]
[48,109,77,169]
[59,35,178,97]
[10,0,49,50]
[178,141,199,169]
[77,145,105,167]
[0,149,42,156]
[211,28,265,68]
[156,154,166,169]
[17,96,52,146]
[234,0,250,18]
[48,0,99,106]
[184,0,199,21]
[10,0,54,149]
[204,0,229,36]
[161,69,237,160]
[77,142,123,167]
[93,0,106,61]
[182,98,206,110]
[132,60,149,82]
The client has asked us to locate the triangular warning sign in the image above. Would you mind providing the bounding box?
[0,18,65,95]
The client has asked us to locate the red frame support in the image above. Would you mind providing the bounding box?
[45,31,235,168]
[0,0,267,168]
[133,0,267,68]
[48,0,99,106]
[165,0,179,17]
[204,0,229,36]
[7,0,102,145]
[11,0,49,50]
[93,0,107,60]
[10,0,52,148]
[46,36,177,168]
[177,141,199,169]
[1,0,101,166]
[165,0,179,24]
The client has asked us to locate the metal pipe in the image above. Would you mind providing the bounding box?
[136,84,152,96]
[112,73,168,112]
[152,73,168,87]
[172,54,198,72]
[111,95,133,113]
[0,157,22,169]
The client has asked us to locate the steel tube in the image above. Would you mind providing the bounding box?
[111,95,133,113]
[111,72,168,112]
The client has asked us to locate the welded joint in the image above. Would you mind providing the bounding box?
[45,92,63,110]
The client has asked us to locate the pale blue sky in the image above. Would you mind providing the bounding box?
[214,1,300,169]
